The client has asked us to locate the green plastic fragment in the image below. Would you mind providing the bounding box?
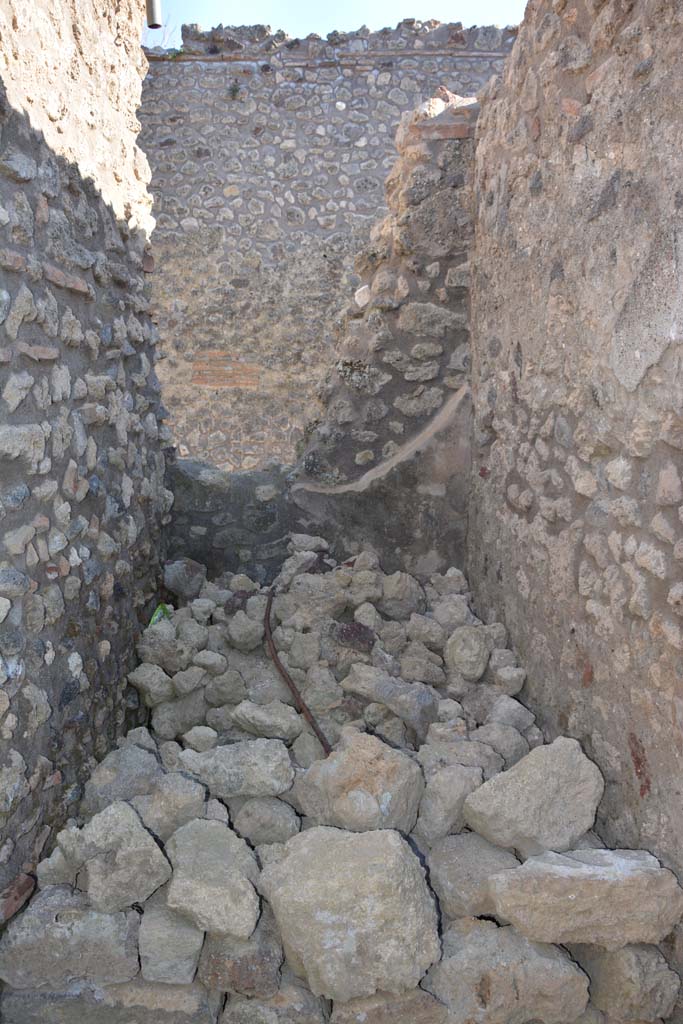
[150,602,172,625]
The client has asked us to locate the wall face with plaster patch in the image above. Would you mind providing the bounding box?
[0,0,171,908]
[139,22,514,471]
[468,0,683,884]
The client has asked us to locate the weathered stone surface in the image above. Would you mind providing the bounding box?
[260,826,439,1000]
[470,723,529,767]
[297,730,424,832]
[330,989,448,1024]
[233,797,300,846]
[378,572,426,619]
[342,663,438,741]
[131,772,207,841]
[140,886,205,984]
[463,738,605,856]
[180,739,294,798]
[164,558,208,600]
[166,818,260,938]
[220,979,327,1023]
[0,885,139,989]
[490,849,683,949]
[80,745,164,816]
[569,943,680,1021]
[414,764,482,843]
[198,905,283,996]
[152,690,208,740]
[129,663,175,707]
[428,832,520,918]
[58,801,172,912]
[423,918,589,1024]
[1,980,222,1024]
[418,739,503,780]
[232,700,303,742]
[444,626,490,681]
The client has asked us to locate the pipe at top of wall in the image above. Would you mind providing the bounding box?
[146,0,162,30]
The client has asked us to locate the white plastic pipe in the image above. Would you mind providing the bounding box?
[146,0,162,29]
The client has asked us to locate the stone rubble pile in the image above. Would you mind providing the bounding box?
[1,535,682,1023]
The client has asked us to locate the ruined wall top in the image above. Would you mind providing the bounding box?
[152,19,517,61]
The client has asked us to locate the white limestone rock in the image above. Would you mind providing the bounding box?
[220,978,328,1023]
[470,723,529,767]
[233,796,300,845]
[0,885,139,990]
[57,801,171,912]
[569,942,680,1021]
[428,832,520,918]
[444,626,490,681]
[378,571,426,619]
[490,849,683,949]
[486,694,535,731]
[232,699,303,742]
[152,689,208,741]
[130,771,207,841]
[414,764,482,844]
[80,744,164,816]
[342,663,438,741]
[227,610,265,651]
[260,826,440,1001]
[140,885,205,984]
[166,819,260,939]
[331,989,448,1024]
[182,725,218,751]
[297,730,424,832]
[463,737,605,856]
[179,739,294,798]
[128,663,175,706]
[418,739,503,780]
[422,918,589,1024]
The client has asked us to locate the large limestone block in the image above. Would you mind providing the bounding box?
[297,731,424,832]
[138,619,194,675]
[198,906,283,997]
[220,979,327,1023]
[57,801,171,912]
[417,739,503,780]
[428,832,520,918]
[152,690,207,740]
[166,819,260,938]
[1,980,222,1024]
[0,886,139,990]
[463,738,604,856]
[330,989,448,1023]
[260,826,440,1001]
[131,771,207,841]
[232,699,303,742]
[233,796,300,845]
[377,571,426,619]
[490,849,683,949]
[139,886,205,985]
[180,739,294,798]
[342,663,438,741]
[444,626,490,681]
[80,744,164,816]
[422,918,589,1024]
[569,943,680,1021]
[414,764,482,843]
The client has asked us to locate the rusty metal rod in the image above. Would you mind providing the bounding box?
[264,588,332,756]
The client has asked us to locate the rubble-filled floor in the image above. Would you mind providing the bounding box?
[1,535,681,1023]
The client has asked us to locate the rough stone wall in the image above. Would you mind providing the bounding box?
[139,21,514,470]
[0,0,171,910]
[468,0,683,899]
[166,94,479,580]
